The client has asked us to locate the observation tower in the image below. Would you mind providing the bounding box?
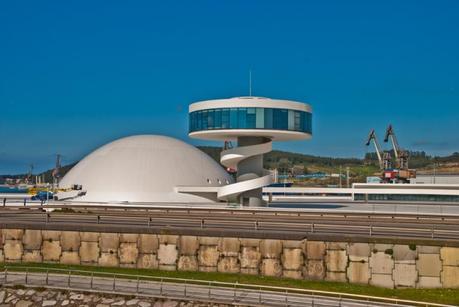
[189,96,312,206]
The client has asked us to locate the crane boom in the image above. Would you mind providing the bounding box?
[384,125,400,159]
[384,124,409,169]
[366,129,384,169]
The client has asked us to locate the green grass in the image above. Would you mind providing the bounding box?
[1,262,458,305]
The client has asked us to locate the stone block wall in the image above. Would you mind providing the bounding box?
[1,228,459,289]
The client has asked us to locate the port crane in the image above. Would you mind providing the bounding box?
[384,124,409,169]
[52,154,62,188]
[383,124,415,182]
[365,129,392,170]
[25,164,34,184]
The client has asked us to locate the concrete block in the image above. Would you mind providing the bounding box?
[240,246,261,269]
[325,272,347,282]
[282,240,304,249]
[198,245,219,267]
[137,254,158,269]
[80,242,100,263]
[22,250,42,263]
[159,264,176,271]
[239,238,260,247]
[283,270,303,279]
[80,232,99,242]
[394,264,418,288]
[120,233,138,243]
[440,247,459,266]
[98,252,119,267]
[261,258,282,277]
[23,230,42,250]
[99,233,119,253]
[306,241,326,260]
[326,250,348,272]
[42,230,61,241]
[441,266,459,288]
[241,268,259,275]
[60,252,80,265]
[180,236,199,256]
[3,240,22,261]
[393,245,417,264]
[370,252,394,274]
[327,242,347,250]
[370,274,394,289]
[260,240,282,258]
[198,237,220,246]
[418,276,442,288]
[158,244,178,266]
[4,229,23,240]
[282,248,303,271]
[418,246,440,254]
[417,254,441,277]
[219,238,240,257]
[119,242,138,265]
[42,241,61,262]
[158,235,179,245]
[372,244,393,252]
[199,266,217,272]
[218,256,240,273]
[178,255,198,271]
[305,260,325,280]
[348,243,370,262]
[347,262,369,284]
[138,234,158,254]
[60,231,80,252]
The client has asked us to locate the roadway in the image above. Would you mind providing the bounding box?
[1,205,459,242]
[1,270,444,307]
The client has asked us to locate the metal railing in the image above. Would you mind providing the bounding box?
[3,202,459,218]
[0,266,454,307]
[1,209,459,241]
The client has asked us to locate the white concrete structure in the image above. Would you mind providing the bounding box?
[189,96,312,206]
[263,183,459,204]
[58,135,233,203]
[411,175,459,185]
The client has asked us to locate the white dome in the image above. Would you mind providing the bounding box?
[59,135,233,203]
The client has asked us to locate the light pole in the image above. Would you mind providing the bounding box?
[46,183,50,205]
[339,166,342,188]
[433,163,437,184]
[346,167,350,188]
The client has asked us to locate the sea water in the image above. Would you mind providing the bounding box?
[0,186,28,193]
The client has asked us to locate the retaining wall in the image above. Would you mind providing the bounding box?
[1,228,459,289]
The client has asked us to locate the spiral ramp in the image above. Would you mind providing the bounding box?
[217,139,273,203]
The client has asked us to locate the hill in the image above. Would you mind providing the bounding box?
[2,147,459,184]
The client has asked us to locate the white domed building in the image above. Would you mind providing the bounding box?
[58,135,234,203]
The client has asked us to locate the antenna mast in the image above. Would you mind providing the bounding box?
[249,69,252,96]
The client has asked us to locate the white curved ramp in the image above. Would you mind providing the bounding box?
[218,139,273,202]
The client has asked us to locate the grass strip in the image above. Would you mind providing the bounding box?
[0,262,458,305]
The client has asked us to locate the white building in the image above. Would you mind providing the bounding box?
[188,96,312,206]
[59,135,233,203]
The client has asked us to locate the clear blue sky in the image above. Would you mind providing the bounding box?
[1,1,458,174]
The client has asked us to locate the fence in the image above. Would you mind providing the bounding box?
[0,266,454,307]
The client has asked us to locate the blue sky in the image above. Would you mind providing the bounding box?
[1,1,458,174]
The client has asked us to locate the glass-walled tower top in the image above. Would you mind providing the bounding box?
[188,96,312,141]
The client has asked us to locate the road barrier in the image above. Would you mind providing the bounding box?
[2,207,459,242]
[0,266,454,307]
